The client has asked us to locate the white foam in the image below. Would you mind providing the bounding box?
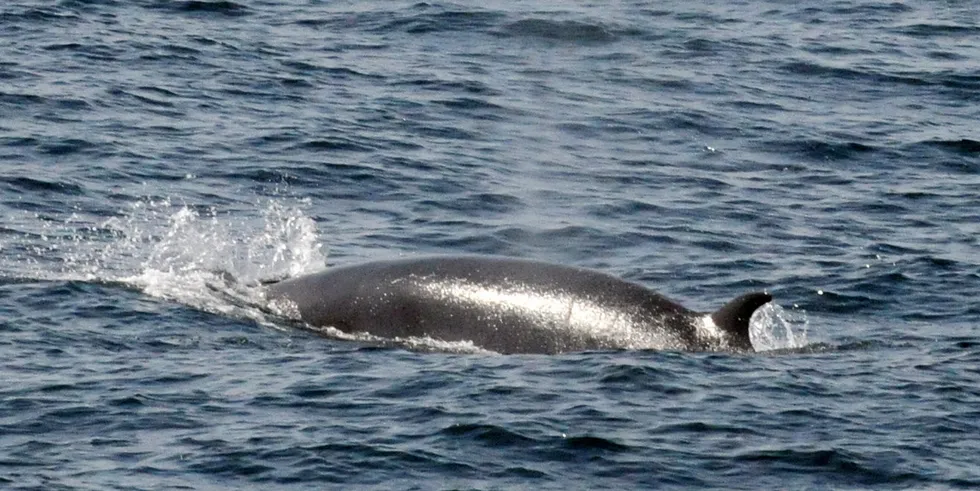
[305,323,497,354]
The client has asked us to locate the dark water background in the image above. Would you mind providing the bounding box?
[2,0,979,489]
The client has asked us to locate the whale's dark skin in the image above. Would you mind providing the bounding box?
[265,256,772,354]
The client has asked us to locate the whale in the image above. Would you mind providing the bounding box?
[264,256,772,354]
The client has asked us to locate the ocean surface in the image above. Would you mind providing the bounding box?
[2,0,978,489]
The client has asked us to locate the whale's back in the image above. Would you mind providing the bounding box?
[266,256,768,354]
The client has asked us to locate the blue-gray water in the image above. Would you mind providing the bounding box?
[2,0,979,489]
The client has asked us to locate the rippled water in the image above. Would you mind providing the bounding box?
[2,0,979,489]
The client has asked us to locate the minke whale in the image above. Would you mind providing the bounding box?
[264,256,772,354]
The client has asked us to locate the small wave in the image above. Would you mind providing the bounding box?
[440,423,535,446]
[280,62,383,81]
[598,363,671,382]
[562,435,630,452]
[139,42,203,61]
[168,0,250,17]
[109,86,180,108]
[0,7,81,23]
[780,60,980,94]
[0,64,33,81]
[411,192,524,220]
[369,8,504,35]
[761,138,878,162]
[42,42,83,52]
[896,23,980,38]
[0,91,45,107]
[40,138,100,156]
[2,176,84,195]
[435,97,506,112]
[499,19,619,44]
[296,138,375,153]
[389,78,499,96]
[735,447,923,486]
[652,421,762,436]
[920,138,980,155]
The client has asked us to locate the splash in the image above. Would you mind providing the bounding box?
[121,199,326,321]
[303,323,496,355]
[110,198,326,284]
[2,197,326,325]
[749,302,810,351]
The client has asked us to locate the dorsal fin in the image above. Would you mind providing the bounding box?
[710,292,772,351]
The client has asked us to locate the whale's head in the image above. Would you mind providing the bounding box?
[709,292,773,351]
